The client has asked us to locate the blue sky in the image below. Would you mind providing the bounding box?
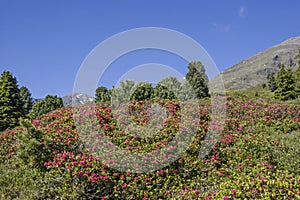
[1,1,300,98]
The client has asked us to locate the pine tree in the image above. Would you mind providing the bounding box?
[0,71,23,131]
[274,65,296,100]
[295,66,300,98]
[185,61,209,99]
[19,86,33,115]
[267,72,277,92]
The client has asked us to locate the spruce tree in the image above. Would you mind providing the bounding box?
[185,61,209,99]
[295,66,300,98]
[0,71,23,131]
[267,72,277,92]
[19,86,33,115]
[274,65,296,100]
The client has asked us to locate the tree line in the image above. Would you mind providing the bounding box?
[0,61,209,132]
[95,61,210,104]
[0,71,63,132]
[266,47,300,100]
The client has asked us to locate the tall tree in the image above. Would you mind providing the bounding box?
[0,71,23,131]
[266,72,277,92]
[185,61,209,99]
[95,86,111,103]
[295,66,300,97]
[19,86,33,115]
[295,47,300,67]
[274,65,296,100]
[29,95,63,119]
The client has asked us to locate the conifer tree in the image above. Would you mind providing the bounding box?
[19,86,33,115]
[185,61,209,99]
[267,72,277,92]
[274,65,296,100]
[0,71,23,131]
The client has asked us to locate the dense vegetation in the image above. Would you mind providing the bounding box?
[0,59,299,199]
[0,95,299,199]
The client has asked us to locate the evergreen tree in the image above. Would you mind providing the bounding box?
[295,66,300,97]
[267,72,277,92]
[0,71,23,131]
[95,86,111,103]
[274,65,296,100]
[185,61,209,99]
[19,86,33,115]
[296,47,300,67]
[29,95,63,119]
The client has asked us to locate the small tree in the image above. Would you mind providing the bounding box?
[130,82,154,102]
[267,72,277,92]
[154,76,181,100]
[185,61,209,99]
[111,80,135,106]
[95,86,111,103]
[17,118,51,170]
[19,86,33,115]
[29,95,63,119]
[0,71,23,131]
[274,65,296,100]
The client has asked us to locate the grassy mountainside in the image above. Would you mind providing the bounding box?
[210,36,300,90]
[0,95,299,199]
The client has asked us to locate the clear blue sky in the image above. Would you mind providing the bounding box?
[1,1,300,98]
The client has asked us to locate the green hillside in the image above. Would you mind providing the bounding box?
[1,96,299,199]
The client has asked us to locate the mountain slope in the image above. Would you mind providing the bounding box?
[209,36,300,90]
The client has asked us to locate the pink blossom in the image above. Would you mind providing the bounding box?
[231,189,236,195]
[223,196,229,200]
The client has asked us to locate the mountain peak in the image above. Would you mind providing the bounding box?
[62,93,94,106]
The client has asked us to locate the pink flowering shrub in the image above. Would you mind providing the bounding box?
[0,97,299,199]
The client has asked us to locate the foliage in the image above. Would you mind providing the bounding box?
[29,95,63,119]
[185,61,210,99]
[274,65,296,100]
[95,86,111,103]
[154,76,181,100]
[19,86,33,115]
[295,66,300,97]
[130,82,154,101]
[111,80,135,106]
[0,95,299,199]
[0,71,23,131]
[17,118,52,170]
[267,72,277,92]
